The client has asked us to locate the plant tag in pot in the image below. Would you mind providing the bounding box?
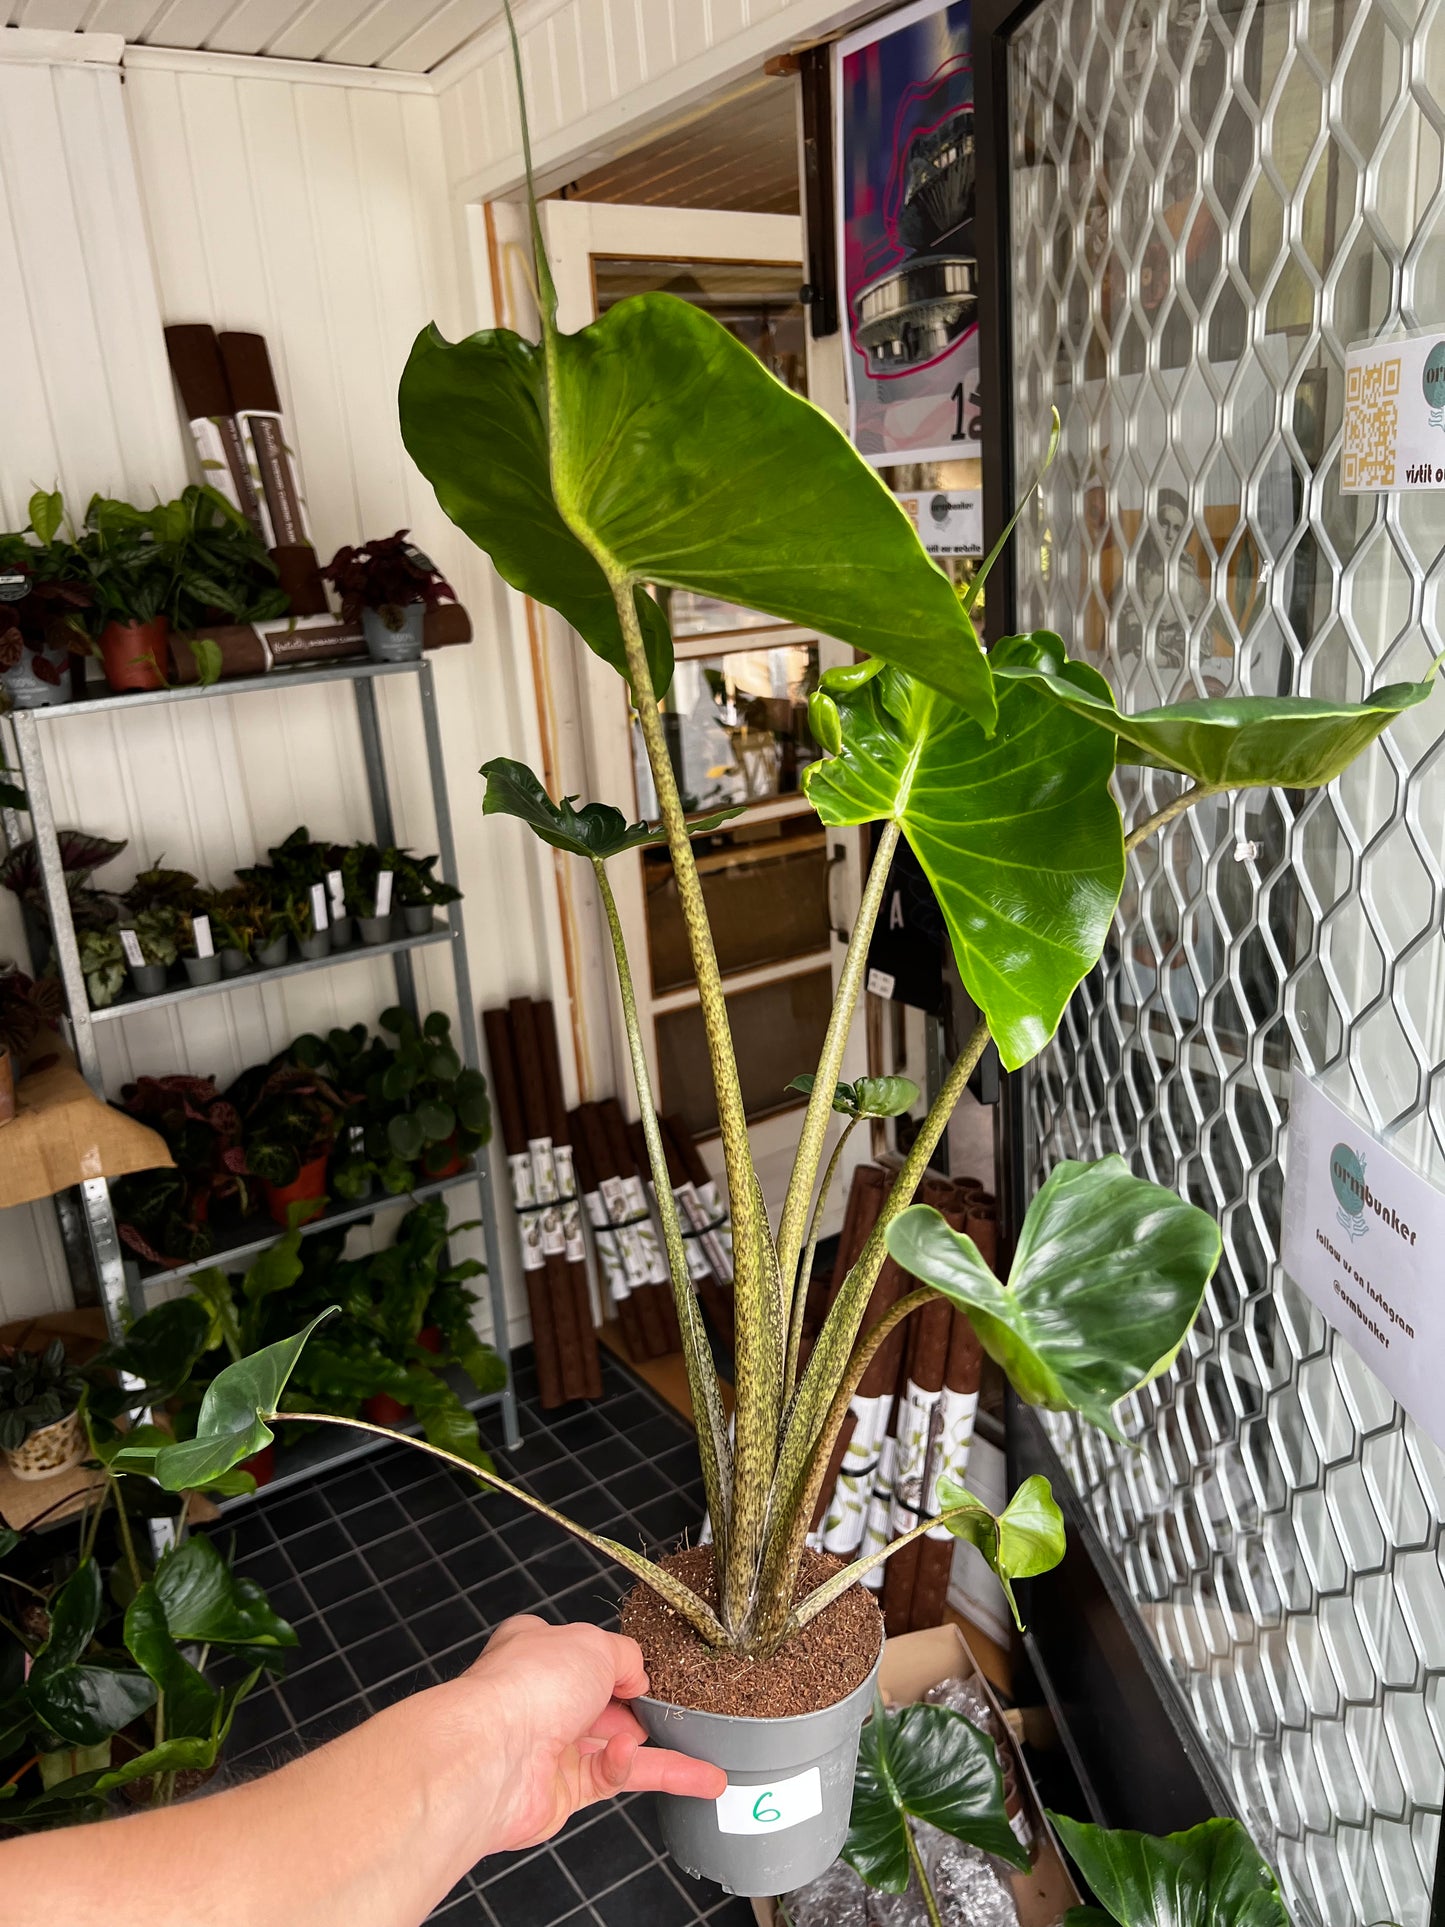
[309,881,329,931]
[327,869,345,919]
[374,869,394,917]
[192,913,214,959]
[119,928,145,968]
[715,1769,823,1837]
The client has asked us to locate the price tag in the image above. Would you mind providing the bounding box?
[119,927,145,969]
[309,881,329,931]
[327,868,346,918]
[715,1767,822,1836]
[191,913,214,959]
[374,869,394,917]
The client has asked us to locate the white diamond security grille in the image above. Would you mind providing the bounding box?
[1007,2,1445,1922]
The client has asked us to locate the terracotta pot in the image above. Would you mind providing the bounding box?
[98,617,170,693]
[5,1406,86,1482]
[262,1152,329,1227]
[0,1049,15,1127]
[362,1391,412,1427]
[240,1443,276,1487]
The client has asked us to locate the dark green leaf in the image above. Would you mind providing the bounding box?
[123,1585,217,1741]
[387,1113,425,1163]
[845,1700,1027,1892]
[0,1526,19,1560]
[1062,1910,1118,1926]
[481,757,743,860]
[397,325,674,695]
[240,1229,305,1308]
[886,1157,1221,1439]
[1049,1815,1290,1927]
[936,1474,1066,1628]
[97,1296,212,1403]
[785,1074,919,1119]
[153,1532,298,1649]
[993,633,1436,788]
[35,1559,103,1670]
[404,1367,491,1470]
[805,637,1123,1070]
[27,1663,156,1748]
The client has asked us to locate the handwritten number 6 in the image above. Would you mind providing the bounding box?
[752,1790,781,1824]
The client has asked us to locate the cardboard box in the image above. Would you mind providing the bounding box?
[0,1045,171,1210]
[751,1624,1080,1925]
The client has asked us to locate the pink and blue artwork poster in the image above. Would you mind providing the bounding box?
[835,0,980,466]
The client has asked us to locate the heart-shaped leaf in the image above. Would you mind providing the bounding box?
[845,1700,1027,1892]
[993,633,1436,788]
[398,326,674,695]
[26,1662,156,1749]
[1050,1815,1290,1927]
[886,1156,1221,1438]
[112,1311,335,1490]
[123,1585,218,1741]
[804,636,1123,1070]
[94,1297,212,1405]
[482,757,743,859]
[786,1074,920,1119]
[153,1532,299,1649]
[936,1474,1066,1628]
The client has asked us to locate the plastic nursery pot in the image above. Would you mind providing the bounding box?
[297,930,332,962]
[357,914,393,945]
[255,935,289,970]
[632,1645,883,1898]
[98,617,170,693]
[220,947,251,976]
[329,916,356,951]
[362,1390,412,1427]
[240,1442,276,1487]
[361,601,425,663]
[427,1138,466,1179]
[262,1152,329,1227]
[1,648,72,709]
[128,961,168,997]
[416,1325,443,1354]
[183,954,222,986]
[0,1049,14,1127]
[4,1407,86,1482]
[402,904,432,936]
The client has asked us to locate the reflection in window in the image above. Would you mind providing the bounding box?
[632,644,820,818]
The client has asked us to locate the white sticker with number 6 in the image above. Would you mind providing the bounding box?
[715,1767,822,1836]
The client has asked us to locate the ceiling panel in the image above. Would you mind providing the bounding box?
[40,0,507,70]
[560,78,800,217]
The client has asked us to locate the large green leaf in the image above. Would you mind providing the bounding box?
[886,1156,1221,1438]
[153,1532,298,1649]
[804,636,1123,1070]
[398,326,673,695]
[993,633,1436,787]
[845,1700,1027,1892]
[1050,1815,1290,1927]
[112,1311,335,1490]
[26,1662,156,1749]
[405,1366,491,1471]
[241,1228,305,1308]
[123,1585,218,1741]
[96,1296,212,1404]
[482,756,743,859]
[33,1559,102,1669]
[937,1474,1066,1629]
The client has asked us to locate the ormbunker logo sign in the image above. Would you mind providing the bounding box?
[1328,1139,1419,1247]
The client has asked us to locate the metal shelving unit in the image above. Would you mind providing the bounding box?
[3,654,521,1469]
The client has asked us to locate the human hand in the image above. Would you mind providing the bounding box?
[458,1615,726,1850]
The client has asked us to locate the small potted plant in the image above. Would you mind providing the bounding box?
[0,1337,88,1480]
[236,1059,345,1225]
[282,887,331,962]
[74,495,176,693]
[180,900,222,985]
[165,483,289,635]
[209,885,261,975]
[125,864,220,988]
[252,898,289,971]
[341,840,395,943]
[0,965,62,1124]
[125,906,183,998]
[394,848,462,934]
[111,1073,251,1266]
[376,1007,490,1179]
[0,496,90,709]
[323,531,454,664]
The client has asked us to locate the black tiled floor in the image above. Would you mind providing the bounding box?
[219,1346,751,1926]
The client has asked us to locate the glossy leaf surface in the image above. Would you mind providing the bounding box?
[482,757,743,860]
[785,1074,919,1119]
[936,1474,1066,1628]
[1051,1815,1290,1927]
[28,1570,157,1749]
[398,326,673,694]
[994,634,1435,787]
[124,1585,216,1740]
[887,1157,1221,1437]
[154,1532,298,1648]
[804,637,1123,1069]
[845,1700,1027,1892]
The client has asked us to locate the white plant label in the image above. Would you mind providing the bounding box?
[374,869,394,917]
[191,914,214,960]
[715,1768,822,1837]
[327,869,346,918]
[309,882,329,931]
[119,928,145,968]
[866,967,896,999]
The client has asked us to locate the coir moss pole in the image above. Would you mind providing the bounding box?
[508,996,589,1403]
[882,1177,956,1636]
[599,1098,675,1359]
[573,1102,648,1362]
[910,1296,985,1631]
[483,1003,564,1408]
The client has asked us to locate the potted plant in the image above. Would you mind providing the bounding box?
[73,494,177,693]
[338,839,395,943]
[0,830,127,958]
[209,884,262,974]
[323,531,454,663]
[163,483,289,634]
[0,1337,88,1480]
[235,1057,345,1225]
[394,847,462,934]
[111,1073,250,1266]
[179,899,222,985]
[113,68,1435,1893]
[290,1022,413,1201]
[375,1006,490,1178]
[124,905,183,997]
[0,493,91,709]
[0,964,62,1123]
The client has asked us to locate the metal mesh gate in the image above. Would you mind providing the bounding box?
[1007,1,1445,1921]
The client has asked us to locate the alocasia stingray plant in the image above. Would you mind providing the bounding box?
[112,29,1435,1679]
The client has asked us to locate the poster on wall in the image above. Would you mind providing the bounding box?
[835,0,980,467]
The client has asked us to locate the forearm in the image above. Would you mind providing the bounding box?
[1,1674,500,1927]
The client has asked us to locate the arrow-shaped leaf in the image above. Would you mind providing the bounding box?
[154,1532,299,1649]
[993,632,1436,788]
[845,1699,1028,1892]
[886,1156,1221,1438]
[482,757,743,860]
[1050,1815,1290,1927]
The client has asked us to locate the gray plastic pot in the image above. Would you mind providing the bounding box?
[298,931,331,962]
[255,936,289,969]
[330,916,356,950]
[402,903,432,935]
[128,962,167,997]
[632,1643,882,1898]
[220,947,250,976]
[183,954,222,986]
[362,601,424,663]
[357,914,393,945]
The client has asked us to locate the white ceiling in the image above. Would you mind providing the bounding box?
[3,0,504,72]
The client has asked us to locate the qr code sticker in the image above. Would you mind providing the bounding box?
[1342,356,1400,488]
